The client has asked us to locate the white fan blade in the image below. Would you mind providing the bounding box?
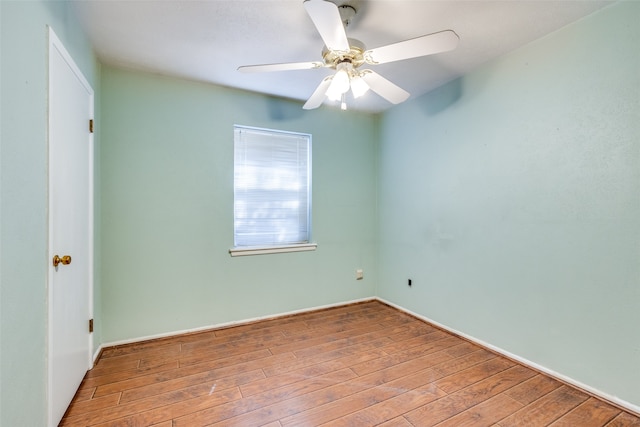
[361,70,410,104]
[364,30,459,65]
[238,61,324,73]
[303,76,333,110]
[303,0,350,52]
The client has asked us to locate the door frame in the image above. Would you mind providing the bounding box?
[46,26,94,427]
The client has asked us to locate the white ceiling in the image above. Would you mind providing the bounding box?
[74,0,612,113]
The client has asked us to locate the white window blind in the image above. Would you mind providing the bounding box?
[233,125,312,249]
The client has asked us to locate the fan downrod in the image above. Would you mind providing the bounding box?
[322,2,363,69]
[337,4,356,27]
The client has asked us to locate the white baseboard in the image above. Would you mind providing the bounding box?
[92,345,103,366]
[100,296,377,349]
[376,297,640,417]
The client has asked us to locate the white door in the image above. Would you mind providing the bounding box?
[48,28,94,427]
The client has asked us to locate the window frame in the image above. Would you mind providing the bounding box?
[229,125,316,257]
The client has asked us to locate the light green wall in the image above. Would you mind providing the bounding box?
[0,0,99,425]
[378,1,640,408]
[100,67,378,343]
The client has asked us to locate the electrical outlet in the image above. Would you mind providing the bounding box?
[408,279,412,287]
[356,269,364,280]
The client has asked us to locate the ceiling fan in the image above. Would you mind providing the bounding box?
[238,0,459,110]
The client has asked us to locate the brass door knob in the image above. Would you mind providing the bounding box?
[53,255,72,267]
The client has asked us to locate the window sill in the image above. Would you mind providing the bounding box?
[229,243,317,257]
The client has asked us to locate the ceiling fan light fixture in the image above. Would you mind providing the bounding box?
[325,62,351,100]
[326,75,347,100]
[350,74,369,98]
[326,84,343,101]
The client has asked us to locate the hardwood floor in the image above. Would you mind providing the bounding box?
[61,301,640,426]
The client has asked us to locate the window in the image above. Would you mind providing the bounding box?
[230,125,315,256]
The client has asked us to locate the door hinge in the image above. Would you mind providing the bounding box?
[89,119,94,133]
[89,318,94,333]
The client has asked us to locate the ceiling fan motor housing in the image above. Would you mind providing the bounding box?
[322,38,366,69]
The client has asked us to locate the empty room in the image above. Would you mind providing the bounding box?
[1,0,639,426]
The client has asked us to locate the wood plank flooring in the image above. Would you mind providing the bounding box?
[61,301,640,426]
